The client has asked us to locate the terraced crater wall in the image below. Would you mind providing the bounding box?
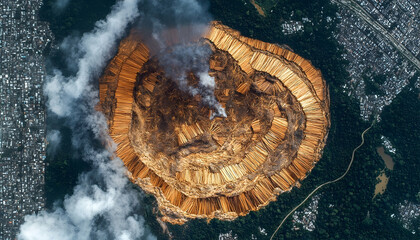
[99,22,330,224]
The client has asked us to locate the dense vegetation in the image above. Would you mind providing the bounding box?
[44,127,90,208]
[363,72,386,96]
[40,0,117,42]
[379,78,420,205]
[40,0,419,239]
[40,0,117,207]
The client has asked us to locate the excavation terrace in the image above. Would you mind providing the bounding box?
[99,22,330,224]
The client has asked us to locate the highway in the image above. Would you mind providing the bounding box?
[333,0,420,71]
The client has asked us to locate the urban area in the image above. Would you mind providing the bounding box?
[0,0,51,239]
[335,0,420,120]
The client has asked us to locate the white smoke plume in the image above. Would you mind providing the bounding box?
[158,43,226,118]
[18,0,156,239]
[137,0,226,118]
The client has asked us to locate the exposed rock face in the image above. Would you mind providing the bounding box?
[99,22,330,224]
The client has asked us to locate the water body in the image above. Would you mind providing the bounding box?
[373,146,395,198]
[377,146,394,170]
[374,171,389,198]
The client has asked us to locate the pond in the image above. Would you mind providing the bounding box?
[373,146,395,198]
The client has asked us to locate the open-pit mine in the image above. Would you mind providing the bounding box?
[99,22,330,224]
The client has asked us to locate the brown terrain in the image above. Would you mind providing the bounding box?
[99,21,330,224]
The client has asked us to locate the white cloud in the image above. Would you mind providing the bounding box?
[45,0,142,118]
[46,129,61,149]
[18,1,156,239]
[18,210,76,240]
[19,0,222,238]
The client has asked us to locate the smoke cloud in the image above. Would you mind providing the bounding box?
[159,43,226,118]
[137,0,226,118]
[18,0,155,239]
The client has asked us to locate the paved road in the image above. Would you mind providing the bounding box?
[334,0,420,71]
[270,120,376,240]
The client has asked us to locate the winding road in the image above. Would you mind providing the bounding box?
[270,121,375,240]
